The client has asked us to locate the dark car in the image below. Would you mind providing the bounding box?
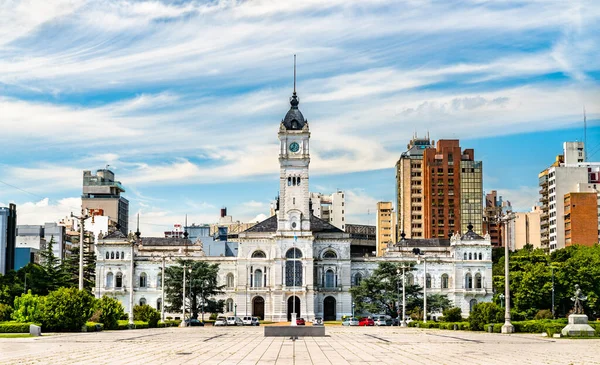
[185,319,204,327]
[359,318,374,326]
[296,318,306,325]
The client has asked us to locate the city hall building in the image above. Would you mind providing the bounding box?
[95,87,493,321]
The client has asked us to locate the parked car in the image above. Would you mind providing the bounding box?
[226,316,244,326]
[342,317,359,326]
[312,317,323,326]
[359,317,374,326]
[242,316,253,326]
[251,317,260,326]
[185,319,204,327]
[374,315,392,326]
[214,317,227,326]
[296,318,306,325]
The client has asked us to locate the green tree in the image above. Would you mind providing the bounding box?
[38,287,95,331]
[39,236,63,291]
[60,244,96,291]
[349,262,425,317]
[11,290,43,323]
[164,260,224,319]
[427,293,452,313]
[468,302,503,330]
[96,295,125,329]
[133,304,160,327]
[442,307,463,322]
[0,303,13,321]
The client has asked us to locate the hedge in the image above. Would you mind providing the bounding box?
[158,320,181,328]
[0,321,38,333]
[84,322,104,332]
[116,320,149,330]
[485,320,600,336]
[408,321,469,330]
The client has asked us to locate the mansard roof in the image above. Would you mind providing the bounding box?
[242,214,344,234]
[103,230,127,239]
[396,238,451,247]
[141,237,194,246]
[461,223,484,240]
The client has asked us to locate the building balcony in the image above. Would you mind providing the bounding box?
[464,287,488,294]
[540,220,549,228]
[316,285,343,292]
[248,287,269,291]
[539,176,548,186]
[540,228,549,235]
[539,196,548,203]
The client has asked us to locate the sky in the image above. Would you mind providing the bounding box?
[0,0,599,236]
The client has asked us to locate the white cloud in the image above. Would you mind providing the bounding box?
[8,198,82,226]
[495,187,541,212]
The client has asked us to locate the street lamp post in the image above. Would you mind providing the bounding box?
[200,280,207,322]
[352,302,355,319]
[499,293,505,308]
[235,303,237,318]
[501,214,515,334]
[551,266,555,319]
[188,268,192,319]
[181,264,186,327]
[414,249,427,323]
[396,266,408,327]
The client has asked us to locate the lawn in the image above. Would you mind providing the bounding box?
[0,334,34,338]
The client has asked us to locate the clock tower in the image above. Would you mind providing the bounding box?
[277,82,311,233]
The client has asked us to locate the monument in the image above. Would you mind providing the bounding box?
[561,285,596,337]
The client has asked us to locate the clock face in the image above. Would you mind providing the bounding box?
[289,142,300,153]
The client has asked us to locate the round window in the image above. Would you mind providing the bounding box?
[291,222,297,229]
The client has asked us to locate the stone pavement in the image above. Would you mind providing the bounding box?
[1,326,599,365]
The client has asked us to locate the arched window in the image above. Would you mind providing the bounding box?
[157,298,162,311]
[139,272,147,288]
[469,299,477,313]
[157,273,162,288]
[475,273,482,289]
[252,251,266,258]
[441,274,449,289]
[353,273,363,286]
[226,299,234,312]
[463,252,467,260]
[105,252,109,259]
[323,250,337,259]
[478,252,482,260]
[254,269,263,288]
[286,248,302,259]
[465,273,472,289]
[426,273,431,289]
[116,272,123,288]
[325,269,335,288]
[140,298,146,306]
[468,252,472,260]
[406,274,414,286]
[106,272,114,288]
[116,251,120,259]
[121,251,125,259]
[111,252,115,259]
[297,177,301,185]
[288,177,291,186]
[226,273,234,288]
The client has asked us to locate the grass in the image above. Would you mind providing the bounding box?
[324,321,343,326]
[0,333,34,338]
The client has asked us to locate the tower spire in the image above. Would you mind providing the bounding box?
[293,54,296,95]
[584,105,587,162]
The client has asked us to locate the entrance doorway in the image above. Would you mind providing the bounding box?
[287,296,301,321]
[252,296,265,320]
[324,296,336,321]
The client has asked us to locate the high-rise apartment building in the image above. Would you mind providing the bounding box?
[0,204,17,275]
[310,191,345,230]
[510,206,542,250]
[564,192,599,247]
[483,190,512,247]
[539,142,600,251]
[395,134,433,238]
[82,169,129,235]
[376,201,395,257]
[420,140,483,239]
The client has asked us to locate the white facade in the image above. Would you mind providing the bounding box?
[94,89,492,321]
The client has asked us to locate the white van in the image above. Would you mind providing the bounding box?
[374,315,392,326]
[242,316,253,326]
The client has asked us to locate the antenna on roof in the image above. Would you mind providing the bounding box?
[183,214,189,239]
[135,213,140,239]
[584,106,587,162]
[293,54,297,95]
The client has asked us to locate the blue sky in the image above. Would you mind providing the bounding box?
[0,0,599,235]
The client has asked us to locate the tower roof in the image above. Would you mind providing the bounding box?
[282,93,306,130]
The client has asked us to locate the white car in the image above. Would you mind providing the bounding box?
[214,317,227,326]
[342,317,359,326]
[312,317,323,326]
[374,315,392,326]
[226,316,243,326]
[242,316,253,326]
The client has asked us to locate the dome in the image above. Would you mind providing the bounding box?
[282,93,306,130]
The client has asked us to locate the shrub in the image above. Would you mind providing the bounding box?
[89,309,102,323]
[38,288,96,331]
[84,322,104,332]
[96,296,125,330]
[442,307,463,322]
[116,319,149,330]
[133,305,160,328]
[534,309,553,320]
[0,321,36,333]
[11,291,43,323]
[468,302,503,331]
[209,313,218,320]
[0,303,13,321]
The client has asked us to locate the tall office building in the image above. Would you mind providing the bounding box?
[395,134,433,238]
[309,191,346,230]
[539,142,599,251]
[564,192,598,247]
[483,190,506,247]
[420,140,483,238]
[509,206,542,250]
[82,169,129,235]
[0,204,17,275]
[376,201,395,257]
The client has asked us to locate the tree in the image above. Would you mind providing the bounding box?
[427,293,452,313]
[442,307,463,322]
[38,287,95,331]
[39,236,62,292]
[11,290,43,323]
[468,302,503,330]
[96,296,125,329]
[164,260,225,319]
[134,304,160,327]
[349,262,425,317]
[60,244,96,291]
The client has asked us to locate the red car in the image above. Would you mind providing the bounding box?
[359,318,374,326]
[296,318,306,325]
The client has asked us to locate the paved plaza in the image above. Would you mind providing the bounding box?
[1,326,599,365]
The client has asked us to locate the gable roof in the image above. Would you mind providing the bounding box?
[103,230,127,239]
[242,214,344,234]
